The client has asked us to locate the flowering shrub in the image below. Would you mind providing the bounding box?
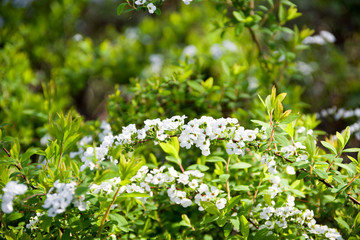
[1,0,360,239]
[1,88,359,239]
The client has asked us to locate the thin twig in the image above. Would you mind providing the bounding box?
[23,193,45,202]
[247,218,259,229]
[226,157,231,201]
[259,0,282,27]
[2,146,36,189]
[274,152,359,205]
[97,186,122,237]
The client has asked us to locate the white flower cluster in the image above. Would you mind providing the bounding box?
[296,61,315,76]
[210,40,238,59]
[72,116,265,172]
[43,180,77,217]
[126,166,227,210]
[303,30,335,45]
[69,121,116,172]
[26,212,44,230]
[261,154,278,174]
[267,176,282,198]
[1,181,28,213]
[255,193,342,239]
[280,142,306,159]
[86,165,227,211]
[89,177,121,195]
[317,106,360,140]
[261,142,308,175]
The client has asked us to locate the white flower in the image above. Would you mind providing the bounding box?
[135,0,146,5]
[260,207,274,220]
[198,184,209,194]
[320,30,335,43]
[222,40,237,52]
[269,184,280,199]
[286,166,296,175]
[43,180,76,217]
[188,179,199,189]
[1,181,28,214]
[206,186,219,198]
[180,198,192,207]
[173,191,187,204]
[183,45,197,58]
[287,195,295,207]
[182,0,192,5]
[270,176,281,185]
[275,218,287,228]
[215,198,226,209]
[210,44,223,59]
[167,184,177,197]
[147,3,156,14]
[73,195,86,211]
[177,174,189,185]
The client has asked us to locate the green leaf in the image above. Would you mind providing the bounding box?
[251,120,270,128]
[165,155,179,164]
[108,213,129,232]
[6,212,23,221]
[159,142,179,159]
[221,61,230,76]
[206,156,227,164]
[264,194,272,206]
[354,212,360,231]
[334,162,355,176]
[335,217,350,232]
[258,94,266,108]
[254,228,269,239]
[201,215,219,225]
[280,113,300,124]
[117,3,127,15]
[232,11,244,22]
[278,4,286,22]
[118,193,151,198]
[240,215,249,237]
[187,164,209,171]
[342,126,351,146]
[20,148,40,163]
[202,77,214,89]
[233,185,250,191]
[226,195,242,213]
[75,185,89,196]
[219,174,230,182]
[305,135,316,157]
[331,183,347,193]
[343,148,360,153]
[200,201,220,215]
[181,214,193,229]
[283,123,295,138]
[216,215,227,227]
[230,162,252,169]
[230,216,240,231]
[223,222,232,238]
[313,169,328,179]
[187,80,204,93]
[336,132,344,150]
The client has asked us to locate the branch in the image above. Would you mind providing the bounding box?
[274,153,359,205]
[2,146,36,189]
[98,186,122,237]
[226,157,231,201]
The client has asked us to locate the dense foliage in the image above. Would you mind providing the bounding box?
[0,0,359,239]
